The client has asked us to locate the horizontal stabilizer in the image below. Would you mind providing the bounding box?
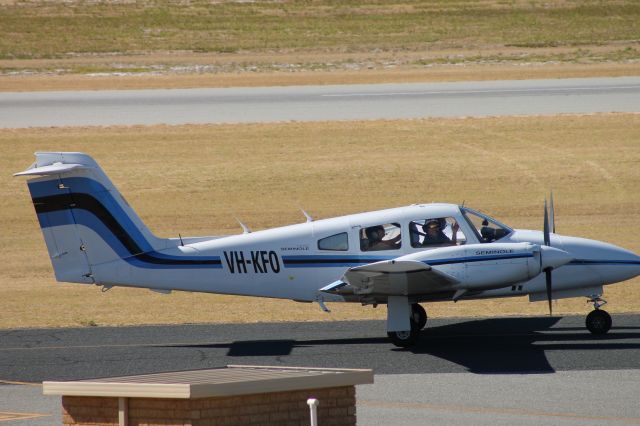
[14,163,89,176]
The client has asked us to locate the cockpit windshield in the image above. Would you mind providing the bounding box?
[461,207,513,243]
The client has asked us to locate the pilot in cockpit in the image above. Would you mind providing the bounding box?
[421,219,458,246]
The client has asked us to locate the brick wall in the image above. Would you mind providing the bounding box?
[62,386,356,426]
[62,396,118,425]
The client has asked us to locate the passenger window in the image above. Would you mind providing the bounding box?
[409,217,464,248]
[318,233,349,251]
[360,223,401,251]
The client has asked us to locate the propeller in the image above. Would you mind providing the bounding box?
[539,193,572,316]
[549,190,556,234]
[543,197,553,315]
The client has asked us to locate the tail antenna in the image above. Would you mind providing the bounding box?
[301,208,313,223]
[235,217,251,234]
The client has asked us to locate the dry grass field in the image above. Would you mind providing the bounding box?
[0,0,638,91]
[2,61,639,92]
[1,113,639,328]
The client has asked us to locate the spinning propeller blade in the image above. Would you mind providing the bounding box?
[543,199,550,246]
[545,268,553,316]
[543,199,552,315]
[550,190,556,234]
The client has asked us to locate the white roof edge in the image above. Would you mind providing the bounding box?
[226,364,372,373]
[42,366,374,399]
[42,382,191,399]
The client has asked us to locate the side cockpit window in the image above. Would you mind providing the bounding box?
[461,208,512,243]
[409,217,464,248]
[360,223,401,251]
[318,232,349,251]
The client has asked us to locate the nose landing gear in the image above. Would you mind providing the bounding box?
[586,296,612,335]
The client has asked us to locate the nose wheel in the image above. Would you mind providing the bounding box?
[586,296,612,335]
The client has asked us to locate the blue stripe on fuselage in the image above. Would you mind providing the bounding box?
[282,255,393,268]
[282,252,534,268]
[29,177,152,252]
[283,253,639,270]
[426,253,533,265]
[569,259,640,266]
[28,177,221,269]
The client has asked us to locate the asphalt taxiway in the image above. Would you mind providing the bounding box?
[1,77,639,127]
[1,314,639,425]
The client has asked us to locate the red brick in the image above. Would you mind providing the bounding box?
[329,407,348,417]
[269,411,289,422]
[337,396,356,407]
[288,408,309,421]
[60,386,358,426]
[321,397,338,407]
[328,388,348,398]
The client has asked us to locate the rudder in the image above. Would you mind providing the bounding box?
[16,152,166,284]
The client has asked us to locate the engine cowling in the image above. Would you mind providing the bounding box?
[404,242,572,291]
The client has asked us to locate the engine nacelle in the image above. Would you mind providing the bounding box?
[405,242,571,291]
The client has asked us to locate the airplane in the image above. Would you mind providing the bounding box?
[15,152,640,347]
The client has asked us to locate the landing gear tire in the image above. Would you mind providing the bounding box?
[586,309,612,335]
[411,303,427,330]
[387,328,420,348]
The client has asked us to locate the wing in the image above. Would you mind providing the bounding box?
[320,259,459,297]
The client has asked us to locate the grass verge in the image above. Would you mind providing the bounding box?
[0,0,638,90]
[2,1,639,59]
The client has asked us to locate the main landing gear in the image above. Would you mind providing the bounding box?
[411,303,428,330]
[387,329,420,347]
[387,303,427,348]
[586,296,612,335]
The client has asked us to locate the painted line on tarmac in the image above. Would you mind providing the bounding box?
[359,400,640,424]
[0,380,40,386]
[0,341,229,352]
[321,85,640,98]
[0,412,49,422]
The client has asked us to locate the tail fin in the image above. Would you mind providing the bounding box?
[15,152,167,284]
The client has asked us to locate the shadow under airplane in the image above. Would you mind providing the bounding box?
[163,316,640,375]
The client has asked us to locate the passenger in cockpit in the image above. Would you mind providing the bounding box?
[364,225,400,251]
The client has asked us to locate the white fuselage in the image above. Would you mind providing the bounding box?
[19,152,639,343]
[89,204,640,304]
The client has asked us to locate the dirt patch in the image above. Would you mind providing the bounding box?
[1,44,639,92]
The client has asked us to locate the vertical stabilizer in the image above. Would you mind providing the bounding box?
[15,152,167,284]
